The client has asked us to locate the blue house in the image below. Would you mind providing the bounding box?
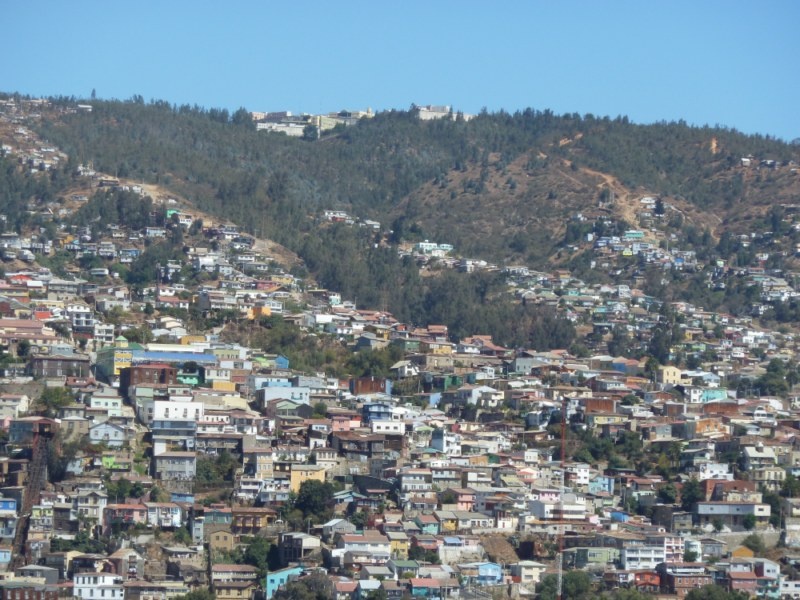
[119,248,141,261]
[170,492,195,504]
[265,566,302,599]
[610,511,631,523]
[275,355,290,370]
[460,562,503,586]
[701,388,729,403]
[426,392,442,408]
[0,498,16,513]
[588,475,615,496]
[362,401,394,424]
[414,515,440,535]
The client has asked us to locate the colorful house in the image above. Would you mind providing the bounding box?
[265,566,302,599]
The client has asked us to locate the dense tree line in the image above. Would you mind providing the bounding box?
[35,100,799,258]
[302,224,575,347]
[71,189,159,232]
[0,154,74,231]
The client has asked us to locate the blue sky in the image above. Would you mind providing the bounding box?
[4,1,799,140]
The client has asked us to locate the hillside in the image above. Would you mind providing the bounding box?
[28,100,800,266]
[395,150,733,264]
[2,95,799,336]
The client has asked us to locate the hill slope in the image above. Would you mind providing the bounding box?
[30,100,800,267]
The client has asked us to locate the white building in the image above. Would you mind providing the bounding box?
[371,420,404,435]
[529,493,587,521]
[620,545,666,570]
[73,573,124,600]
[136,397,203,426]
[66,303,94,330]
[694,462,733,481]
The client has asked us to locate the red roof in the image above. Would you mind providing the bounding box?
[410,578,441,588]
[729,571,757,580]
[335,582,358,592]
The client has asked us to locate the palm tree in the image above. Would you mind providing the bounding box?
[667,441,683,471]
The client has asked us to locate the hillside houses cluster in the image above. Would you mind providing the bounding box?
[5,98,800,599]
[0,278,798,598]
[0,219,798,597]
[251,109,375,137]
[0,225,797,598]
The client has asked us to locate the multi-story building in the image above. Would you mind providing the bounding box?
[620,545,667,570]
[145,502,183,529]
[695,501,771,530]
[72,489,108,524]
[153,451,197,481]
[278,532,321,566]
[73,573,124,600]
[397,468,433,504]
[288,464,327,494]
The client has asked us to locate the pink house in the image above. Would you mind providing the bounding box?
[447,488,476,511]
[104,503,147,534]
[331,414,361,432]
[331,415,351,432]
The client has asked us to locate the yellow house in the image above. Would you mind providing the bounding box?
[386,531,409,559]
[247,305,272,321]
[211,380,237,392]
[209,529,237,553]
[434,510,458,532]
[467,455,489,466]
[289,464,327,493]
[731,545,755,559]
[421,340,454,355]
[271,274,294,286]
[213,582,257,600]
[657,365,683,385]
[585,413,628,429]
[684,328,704,341]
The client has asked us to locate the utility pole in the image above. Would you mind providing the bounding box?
[556,395,566,600]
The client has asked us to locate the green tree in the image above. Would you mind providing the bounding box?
[106,477,133,501]
[761,490,782,528]
[196,451,237,484]
[349,510,369,530]
[272,571,332,600]
[295,479,335,522]
[538,571,592,600]
[782,473,800,497]
[742,533,765,555]
[756,358,790,396]
[174,589,215,600]
[684,550,699,562]
[685,586,750,600]
[606,590,650,600]
[241,536,272,578]
[681,478,703,511]
[16,339,30,358]
[742,514,757,531]
[658,483,678,504]
[150,486,167,502]
[439,490,458,505]
[38,387,74,417]
[174,527,192,545]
